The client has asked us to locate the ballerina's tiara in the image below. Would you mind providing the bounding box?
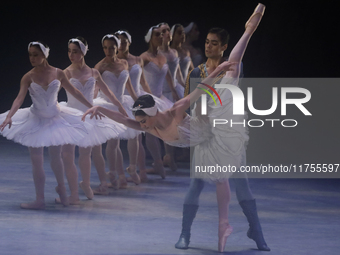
[144,25,159,43]
[144,22,167,43]
[68,38,89,56]
[115,30,132,44]
[184,22,194,34]
[170,25,176,38]
[101,34,121,49]
[131,104,158,116]
[28,42,50,58]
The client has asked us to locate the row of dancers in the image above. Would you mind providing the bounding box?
[0,3,270,252]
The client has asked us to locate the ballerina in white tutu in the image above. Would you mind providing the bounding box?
[140,24,179,178]
[0,41,103,209]
[82,3,265,251]
[93,34,142,190]
[57,37,127,202]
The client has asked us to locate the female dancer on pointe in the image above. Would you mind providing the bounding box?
[83,4,265,251]
[115,30,172,182]
[140,24,179,178]
[57,37,127,202]
[0,41,102,209]
[170,24,194,82]
[93,34,141,190]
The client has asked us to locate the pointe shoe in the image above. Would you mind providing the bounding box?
[118,174,128,189]
[20,200,45,210]
[93,183,110,195]
[107,171,120,190]
[79,181,94,200]
[245,3,265,33]
[55,186,69,206]
[218,223,233,253]
[126,165,141,185]
[55,196,80,205]
[139,170,148,183]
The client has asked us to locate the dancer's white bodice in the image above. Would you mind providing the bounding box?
[143,62,168,98]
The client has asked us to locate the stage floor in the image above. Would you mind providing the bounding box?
[0,137,339,255]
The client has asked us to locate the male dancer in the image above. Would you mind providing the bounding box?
[175,27,270,251]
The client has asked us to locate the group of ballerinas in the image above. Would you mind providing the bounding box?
[0,3,267,253]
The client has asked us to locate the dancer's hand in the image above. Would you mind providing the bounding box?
[0,117,12,131]
[82,106,104,121]
[118,106,128,117]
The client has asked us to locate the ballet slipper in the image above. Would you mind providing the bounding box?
[93,183,110,196]
[55,196,80,205]
[245,3,265,33]
[55,185,69,206]
[139,170,148,183]
[106,171,120,190]
[20,200,45,210]
[79,181,94,200]
[218,223,233,253]
[118,174,128,189]
[126,165,141,185]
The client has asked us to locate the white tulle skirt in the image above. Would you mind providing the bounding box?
[93,96,142,139]
[59,102,127,147]
[0,104,92,148]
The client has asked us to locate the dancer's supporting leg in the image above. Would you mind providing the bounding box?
[92,144,110,195]
[106,139,125,189]
[145,133,165,179]
[216,180,233,253]
[21,147,46,210]
[175,178,204,249]
[78,146,94,200]
[136,134,148,182]
[49,145,69,206]
[60,144,80,204]
[163,144,178,171]
[126,137,141,185]
[233,150,270,251]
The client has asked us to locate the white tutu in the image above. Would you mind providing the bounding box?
[60,77,127,147]
[96,70,142,139]
[0,80,91,147]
